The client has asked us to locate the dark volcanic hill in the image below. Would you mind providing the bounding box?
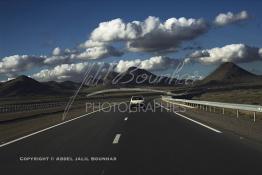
[200,62,262,86]
[43,81,82,91]
[0,76,86,97]
[0,75,56,97]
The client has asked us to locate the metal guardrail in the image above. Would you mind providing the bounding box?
[162,96,262,122]
[0,102,67,113]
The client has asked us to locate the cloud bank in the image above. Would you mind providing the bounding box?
[31,56,180,81]
[1,11,257,82]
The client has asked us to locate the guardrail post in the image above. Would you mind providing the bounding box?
[253,112,256,122]
[206,105,208,111]
[222,108,225,115]
[209,106,212,112]
[237,109,239,118]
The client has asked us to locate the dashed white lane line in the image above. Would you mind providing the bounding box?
[112,134,121,144]
[100,169,105,175]
[157,103,222,134]
[124,117,128,121]
[155,102,170,111]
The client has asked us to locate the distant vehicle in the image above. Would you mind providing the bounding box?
[130,96,145,108]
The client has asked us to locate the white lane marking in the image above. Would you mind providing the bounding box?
[124,117,128,121]
[159,103,222,134]
[0,105,114,148]
[174,112,222,134]
[100,170,105,175]
[112,134,121,144]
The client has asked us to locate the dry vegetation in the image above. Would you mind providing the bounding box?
[193,88,262,105]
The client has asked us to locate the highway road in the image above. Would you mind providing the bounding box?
[0,98,262,175]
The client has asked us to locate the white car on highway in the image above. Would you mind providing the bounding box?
[130,96,145,108]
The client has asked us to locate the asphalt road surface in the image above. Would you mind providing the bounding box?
[0,99,262,175]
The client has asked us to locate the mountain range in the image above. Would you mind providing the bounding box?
[0,62,262,97]
[0,76,82,97]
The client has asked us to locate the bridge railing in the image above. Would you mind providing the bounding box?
[162,96,262,122]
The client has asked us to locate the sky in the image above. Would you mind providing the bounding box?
[1,0,262,82]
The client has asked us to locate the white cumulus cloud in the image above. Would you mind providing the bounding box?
[214,10,249,26]
[259,48,262,57]
[43,55,72,65]
[31,62,111,82]
[88,16,209,53]
[52,47,62,56]
[32,62,90,82]
[186,44,262,64]
[0,55,45,75]
[114,56,179,73]
[76,46,123,60]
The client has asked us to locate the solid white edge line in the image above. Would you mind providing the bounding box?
[0,105,114,148]
[112,134,121,144]
[158,103,222,134]
[174,112,222,134]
